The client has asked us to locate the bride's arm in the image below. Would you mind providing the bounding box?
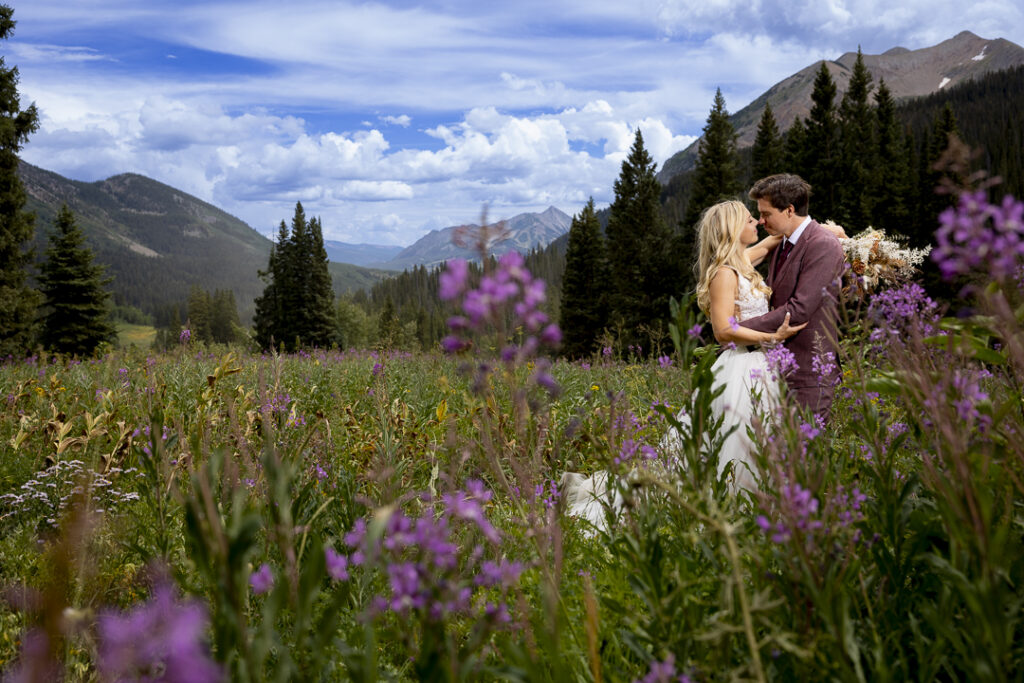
[708,268,805,345]
[745,234,783,266]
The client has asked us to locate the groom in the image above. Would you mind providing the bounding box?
[741,174,845,422]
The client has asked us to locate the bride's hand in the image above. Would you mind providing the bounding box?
[771,312,807,343]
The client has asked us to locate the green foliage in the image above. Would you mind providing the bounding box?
[805,62,842,221]
[559,198,608,359]
[38,205,115,356]
[837,49,877,231]
[0,5,40,358]
[185,285,243,346]
[684,88,743,230]
[751,102,784,181]
[870,79,911,233]
[254,203,339,351]
[605,130,676,352]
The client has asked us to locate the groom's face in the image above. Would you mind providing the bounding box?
[756,198,792,237]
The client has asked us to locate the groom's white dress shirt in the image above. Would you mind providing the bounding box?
[785,215,813,248]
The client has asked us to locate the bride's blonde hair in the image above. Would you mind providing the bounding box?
[694,200,771,315]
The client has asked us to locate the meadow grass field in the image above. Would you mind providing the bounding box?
[2,192,1024,681]
[114,323,157,351]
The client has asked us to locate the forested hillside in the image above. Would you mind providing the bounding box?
[661,63,1024,239]
[20,162,390,324]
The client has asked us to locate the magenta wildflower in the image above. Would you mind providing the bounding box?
[179,328,191,345]
[326,548,350,581]
[345,518,367,548]
[933,191,1024,281]
[540,323,562,346]
[635,653,691,683]
[249,564,274,595]
[439,258,470,300]
[658,355,673,368]
[97,582,221,683]
[765,345,798,380]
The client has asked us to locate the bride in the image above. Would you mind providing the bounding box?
[562,200,805,528]
[667,199,804,491]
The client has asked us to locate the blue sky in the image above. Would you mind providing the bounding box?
[9,0,1024,245]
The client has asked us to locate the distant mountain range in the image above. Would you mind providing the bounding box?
[323,241,404,267]
[372,206,572,270]
[658,31,1024,182]
[18,162,391,322]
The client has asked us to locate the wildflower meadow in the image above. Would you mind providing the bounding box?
[2,188,1024,681]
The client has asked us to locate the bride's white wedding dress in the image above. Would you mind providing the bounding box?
[561,268,778,531]
[661,267,778,493]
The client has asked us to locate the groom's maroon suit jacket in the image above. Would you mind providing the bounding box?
[742,219,845,394]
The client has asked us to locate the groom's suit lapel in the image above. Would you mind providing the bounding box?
[775,222,816,288]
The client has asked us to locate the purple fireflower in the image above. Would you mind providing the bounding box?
[439,258,470,300]
[933,191,1024,281]
[687,324,702,339]
[951,369,991,428]
[97,582,221,683]
[658,355,673,368]
[349,481,521,625]
[4,629,60,683]
[634,653,692,683]
[442,487,500,544]
[868,283,941,349]
[249,564,274,595]
[765,345,798,380]
[811,352,839,386]
[179,328,191,345]
[540,323,562,346]
[475,559,525,589]
[326,548,349,581]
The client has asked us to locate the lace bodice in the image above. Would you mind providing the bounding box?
[729,267,770,322]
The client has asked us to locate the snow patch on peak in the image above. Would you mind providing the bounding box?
[972,45,988,61]
[938,77,951,89]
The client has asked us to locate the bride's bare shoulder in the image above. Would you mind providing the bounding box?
[710,265,739,284]
[708,266,739,299]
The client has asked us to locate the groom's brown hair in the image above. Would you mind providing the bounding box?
[749,174,812,216]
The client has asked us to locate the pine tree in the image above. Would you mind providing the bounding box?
[784,117,808,177]
[254,222,285,349]
[210,289,241,344]
[253,204,337,350]
[605,130,675,350]
[187,285,212,343]
[282,203,307,343]
[559,198,608,359]
[38,205,115,356]
[304,216,338,347]
[751,103,784,181]
[914,103,961,246]
[377,295,400,349]
[684,89,742,229]
[837,48,876,230]
[870,79,910,233]
[0,6,40,357]
[805,62,841,221]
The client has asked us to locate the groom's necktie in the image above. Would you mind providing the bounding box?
[774,239,794,280]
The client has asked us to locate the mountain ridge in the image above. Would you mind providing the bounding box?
[19,161,391,323]
[658,31,1024,182]
[375,206,572,270]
